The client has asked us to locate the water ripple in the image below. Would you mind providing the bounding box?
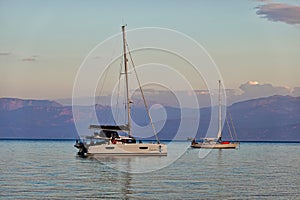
[0,141,299,199]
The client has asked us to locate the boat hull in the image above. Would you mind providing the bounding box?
[191,142,239,149]
[85,143,167,156]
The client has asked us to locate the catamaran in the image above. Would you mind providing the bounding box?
[74,25,167,156]
[191,80,239,149]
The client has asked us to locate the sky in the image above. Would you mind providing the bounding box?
[0,0,300,100]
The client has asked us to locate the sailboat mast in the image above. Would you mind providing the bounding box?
[122,25,131,137]
[217,80,222,140]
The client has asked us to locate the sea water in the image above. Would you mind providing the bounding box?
[0,140,299,199]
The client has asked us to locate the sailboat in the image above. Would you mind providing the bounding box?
[191,80,239,149]
[74,25,167,157]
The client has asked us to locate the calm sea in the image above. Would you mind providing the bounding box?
[0,140,299,199]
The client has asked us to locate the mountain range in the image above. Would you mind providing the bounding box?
[0,95,299,141]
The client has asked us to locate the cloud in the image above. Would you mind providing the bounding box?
[92,56,102,59]
[22,57,36,62]
[254,0,271,2]
[0,52,11,56]
[292,87,300,97]
[248,81,259,85]
[224,81,296,105]
[239,81,291,98]
[256,3,300,25]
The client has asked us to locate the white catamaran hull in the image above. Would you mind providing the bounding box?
[191,142,239,149]
[87,143,167,156]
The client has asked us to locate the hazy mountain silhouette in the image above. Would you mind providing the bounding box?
[0,95,299,141]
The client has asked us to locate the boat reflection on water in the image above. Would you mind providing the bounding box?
[76,142,190,174]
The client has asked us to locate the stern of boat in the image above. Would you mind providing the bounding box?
[74,140,88,157]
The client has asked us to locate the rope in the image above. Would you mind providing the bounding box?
[96,39,118,106]
[96,67,110,124]
[228,111,238,141]
[113,63,123,124]
[96,67,109,105]
[96,39,119,124]
[126,43,160,144]
[225,113,234,141]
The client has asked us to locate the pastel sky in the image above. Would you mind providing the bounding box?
[0,0,300,99]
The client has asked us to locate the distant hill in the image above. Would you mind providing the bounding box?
[227,95,300,141]
[0,98,62,111]
[0,98,74,139]
[0,95,299,141]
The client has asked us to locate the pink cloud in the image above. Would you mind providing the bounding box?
[22,57,36,62]
[255,0,271,2]
[0,52,11,56]
[239,81,291,98]
[256,3,300,25]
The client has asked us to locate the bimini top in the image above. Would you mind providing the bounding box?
[89,124,130,132]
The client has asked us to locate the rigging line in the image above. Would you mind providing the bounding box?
[96,39,118,106]
[126,42,160,144]
[95,67,110,125]
[120,59,127,135]
[96,67,109,105]
[123,69,127,130]
[228,111,238,141]
[113,62,123,125]
[225,113,234,141]
[118,38,128,130]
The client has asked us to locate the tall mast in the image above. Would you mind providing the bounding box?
[217,80,222,140]
[122,25,131,137]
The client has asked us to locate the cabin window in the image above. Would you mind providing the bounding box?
[139,147,148,149]
[105,146,115,150]
[122,139,137,144]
